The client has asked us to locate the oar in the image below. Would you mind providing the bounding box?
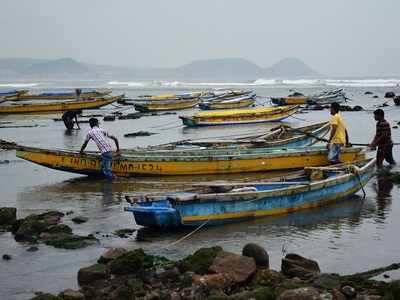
[281,125,329,143]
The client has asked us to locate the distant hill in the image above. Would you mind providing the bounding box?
[0,57,320,79]
[264,57,320,77]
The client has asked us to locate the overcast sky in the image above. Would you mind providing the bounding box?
[1,0,399,76]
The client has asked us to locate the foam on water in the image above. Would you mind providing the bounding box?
[325,79,400,87]
[0,83,38,88]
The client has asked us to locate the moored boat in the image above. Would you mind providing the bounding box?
[124,158,375,227]
[180,105,299,127]
[16,89,112,100]
[271,95,309,106]
[16,145,365,176]
[271,89,347,106]
[153,122,329,149]
[0,95,122,114]
[134,92,203,102]
[133,98,200,112]
[199,92,256,110]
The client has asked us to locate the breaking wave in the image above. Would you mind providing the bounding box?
[0,83,38,88]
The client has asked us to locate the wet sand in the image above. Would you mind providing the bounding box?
[1,85,400,299]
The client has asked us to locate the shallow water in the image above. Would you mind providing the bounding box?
[1,83,400,299]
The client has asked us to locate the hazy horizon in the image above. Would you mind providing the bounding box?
[1,0,399,77]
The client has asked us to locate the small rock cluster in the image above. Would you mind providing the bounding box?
[0,207,97,249]
[29,244,400,300]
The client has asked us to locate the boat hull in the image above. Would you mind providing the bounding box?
[17,90,112,100]
[199,98,255,110]
[133,99,199,112]
[126,159,375,227]
[16,146,365,176]
[0,95,122,114]
[271,97,308,106]
[180,105,298,127]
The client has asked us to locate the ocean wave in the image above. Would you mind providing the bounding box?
[325,79,400,87]
[0,83,38,88]
[107,81,148,87]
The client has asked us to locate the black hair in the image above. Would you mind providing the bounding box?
[331,102,340,113]
[89,118,99,128]
[374,109,384,117]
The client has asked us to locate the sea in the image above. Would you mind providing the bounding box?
[1,77,400,299]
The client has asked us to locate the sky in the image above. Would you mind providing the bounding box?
[1,0,399,77]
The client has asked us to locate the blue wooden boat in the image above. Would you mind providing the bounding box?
[124,159,375,227]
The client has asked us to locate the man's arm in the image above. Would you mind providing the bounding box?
[80,139,89,154]
[109,135,120,154]
[74,115,80,129]
[345,129,349,146]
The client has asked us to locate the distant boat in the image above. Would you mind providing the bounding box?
[0,89,28,102]
[133,92,202,102]
[271,89,346,106]
[199,92,256,110]
[0,95,122,114]
[124,158,376,227]
[16,89,112,100]
[180,105,298,127]
[133,98,200,112]
[16,145,365,176]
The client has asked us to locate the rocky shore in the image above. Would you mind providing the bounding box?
[1,207,400,300]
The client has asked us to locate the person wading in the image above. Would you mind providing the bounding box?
[80,118,120,180]
[369,109,396,167]
[62,109,82,131]
[327,102,349,164]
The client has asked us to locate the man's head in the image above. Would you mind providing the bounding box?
[373,109,384,121]
[89,118,99,128]
[330,102,340,115]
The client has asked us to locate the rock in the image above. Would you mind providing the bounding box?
[2,254,11,260]
[178,246,223,275]
[118,113,142,120]
[108,248,153,276]
[66,211,74,215]
[373,95,379,98]
[103,115,115,121]
[382,280,400,300]
[158,267,181,283]
[385,91,396,98]
[242,243,269,268]
[45,224,73,234]
[77,263,109,285]
[394,96,400,106]
[30,294,62,300]
[393,126,398,129]
[71,216,88,224]
[365,91,373,95]
[98,247,127,264]
[227,287,275,300]
[277,287,321,300]
[114,228,136,238]
[352,105,363,111]
[281,253,321,279]
[341,285,357,299]
[193,273,233,290]
[313,273,341,289]
[209,251,257,283]
[124,131,157,138]
[126,278,145,296]
[170,291,181,300]
[254,269,285,287]
[109,285,134,300]
[58,289,85,300]
[0,207,16,226]
[44,233,98,249]
[27,246,39,252]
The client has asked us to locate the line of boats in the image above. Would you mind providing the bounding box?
[271,89,347,106]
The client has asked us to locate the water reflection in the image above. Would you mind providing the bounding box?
[372,170,394,223]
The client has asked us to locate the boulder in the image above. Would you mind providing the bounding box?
[331,288,346,300]
[385,91,395,98]
[227,287,275,300]
[193,273,233,290]
[394,96,400,106]
[126,278,145,296]
[341,285,357,298]
[103,115,115,121]
[313,273,341,289]
[209,251,257,283]
[98,247,127,264]
[178,246,223,275]
[108,248,153,276]
[30,294,62,300]
[281,253,320,279]
[0,207,16,226]
[373,95,379,98]
[352,105,363,111]
[45,224,73,235]
[58,289,85,300]
[71,216,88,224]
[2,254,11,260]
[365,91,373,95]
[77,263,109,285]
[277,287,321,300]
[44,233,98,249]
[242,243,269,268]
[254,269,285,288]
[114,228,136,238]
[158,267,181,283]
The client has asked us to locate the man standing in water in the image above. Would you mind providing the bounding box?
[62,109,82,130]
[80,118,120,180]
[369,109,396,167]
[327,102,349,164]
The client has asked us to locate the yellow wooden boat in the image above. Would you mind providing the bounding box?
[180,105,298,127]
[135,92,203,101]
[16,145,365,177]
[199,98,255,110]
[133,98,199,112]
[17,89,112,100]
[0,95,122,114]
[271,96,309,106]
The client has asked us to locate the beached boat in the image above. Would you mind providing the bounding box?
[124,158,375,227]
[134,92,203,102]
[272,89,347,106]
[16,89,112,100]
[133,98,200,112]
[200,89,254,101]
[0,95,122,114]
[16,145,365,176]
[199,93,256,110]
[153,122,330,149]
[0,89,28,102]
[180,105,298,127]
[271,95,309,106]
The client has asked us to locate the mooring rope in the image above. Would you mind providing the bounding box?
[168,217,211,246]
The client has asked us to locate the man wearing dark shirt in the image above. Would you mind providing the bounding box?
[62,110,82,130]
[369,109,395,167]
